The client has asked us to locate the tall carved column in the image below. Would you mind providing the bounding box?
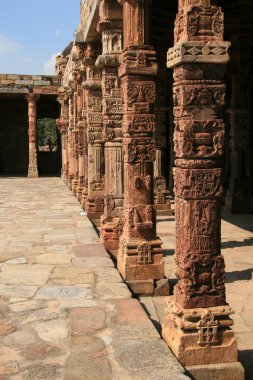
[73,43,89,203]
[56,90,69,182]
[96,0,124,254]
[82,43,105,225]
[71,91,80,195]
[27,93,38,178]
[117,0,164,294]
[67,94,75,189]
[162,1,244,377]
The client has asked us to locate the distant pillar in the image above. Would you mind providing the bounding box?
[27,93,38,178]
[162,1,244,378]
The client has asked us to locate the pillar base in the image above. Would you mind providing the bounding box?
[155,204,174,216]
[117,236,164,281]
[100,216,124,257]
[186,362,244,380]
[86,196,104,226]
[28,167,38,178]
[126,278,169,296]
[77,186,84,203]
[162,299,239,367]
[72,179,79,196]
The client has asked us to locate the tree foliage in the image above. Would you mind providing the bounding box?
[37,118,58,151]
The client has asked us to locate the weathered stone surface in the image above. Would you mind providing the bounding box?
[21,363,64,380]
[93,267,123,283]
[186,362,245,380]
[69,307,106,335]
[5,257,28,265]
[33,319,68,343]
[111,338,186,376]
[0,321,16,336]
[65,337,111,380]
[35,285,93,300]
[72,257,114,268]
[0,285,38,299]
[71,244,110,258]
[154,278,170,296]
[49,267,95,285]
[96,283,132,299]
[21,342,64,361]
[127,280,154,296]
[106,298,160,339]
[0,360,20,376]
[0,264,53,286]
[3,329,37,347]
[32,253,71,265]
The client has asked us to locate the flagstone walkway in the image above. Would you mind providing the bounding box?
[0,177,189,380]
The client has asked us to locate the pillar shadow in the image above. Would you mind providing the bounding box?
[239,349,253,380]
[222,212,253,233]
[163,249,175,256]
[225,268,253,283]
[221,237,253,249]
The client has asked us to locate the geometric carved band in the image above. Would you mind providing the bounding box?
[167,42,231,68]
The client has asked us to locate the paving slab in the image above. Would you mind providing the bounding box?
[0,178,189,380]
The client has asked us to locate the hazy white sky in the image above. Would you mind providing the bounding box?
[0,0,79,75]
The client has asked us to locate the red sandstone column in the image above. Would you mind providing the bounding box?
[72,42,87,203]
[82,42,105,225]
[162,1,244,377]
[27,93,38,178]
[67,94,75,189]
[71,92,80,195]
[96,0,124,255]
[117,0,165,294]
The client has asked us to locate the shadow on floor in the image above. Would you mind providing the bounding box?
[222,212,253,233]
[225,268,253,283]
[221,237,253,249]
[239,349,253,380]
[163,249,175,256]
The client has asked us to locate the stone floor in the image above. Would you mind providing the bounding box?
[0,177,189,380]
[143,212,253,380]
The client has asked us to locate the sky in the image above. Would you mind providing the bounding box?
[0,0,80,75]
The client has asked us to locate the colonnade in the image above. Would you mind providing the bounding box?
[55,1,244,377]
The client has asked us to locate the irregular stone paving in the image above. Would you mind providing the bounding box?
[143,213,253,380]
[0,178,189,380]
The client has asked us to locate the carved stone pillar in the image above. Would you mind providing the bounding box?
[56,118,67,180]
[67,94,75,189]
[57,90,69,182]
[154,78,173,215]
[117,0,164,293]
[82,43,105,225]
[72,43,89,204]
[96,0,124,254]
[71,92,80,195]
[27,93,38,178]
[162,1,244,377]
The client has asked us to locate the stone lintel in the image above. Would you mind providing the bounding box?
[167,41,231,68]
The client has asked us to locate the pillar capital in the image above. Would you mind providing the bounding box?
[26,93,39,103]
